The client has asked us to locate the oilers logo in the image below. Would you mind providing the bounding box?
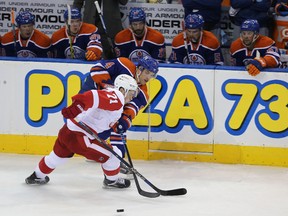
[18,50,37,58]
[65,46,85,59]
[129,49,150,62]
[184,53,206,65]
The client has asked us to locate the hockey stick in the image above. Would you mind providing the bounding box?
[66,4,75,59]
[11,8,17,55]
[182,21,191,64]
[120,133,160,198]
[75,118,187,197]
[94,0,116,58]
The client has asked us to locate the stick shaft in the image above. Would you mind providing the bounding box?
[75,118,186,196]
[94,1,116,58]
[66,4,75,59]
[120,133,160,198]
[182,21,191,64]
[11,9,17,54]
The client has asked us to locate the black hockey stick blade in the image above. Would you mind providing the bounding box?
[158,188,187,196]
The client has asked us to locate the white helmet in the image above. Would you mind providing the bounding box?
[114,74,138,97]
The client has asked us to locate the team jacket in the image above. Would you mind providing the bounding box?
[169,30,224,65]
[80,57,149,121]
[51,22,102,60]
[182,0,222,27]
[114,27,166,62]
[230,35,281,67]
[230,0,272,27]
[67,88,124,140]
[1,29,51,57]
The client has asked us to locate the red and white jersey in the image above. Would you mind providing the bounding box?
[67,88,124,140]
[114,27,166,62]
[230,35,281,67]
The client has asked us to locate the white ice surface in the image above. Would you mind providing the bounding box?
[1,153,288,216]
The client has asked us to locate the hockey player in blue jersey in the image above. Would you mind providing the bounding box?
[51,8,102,61]
[169,14,224,65]
[1,11,51,58]
[114,7,166,63]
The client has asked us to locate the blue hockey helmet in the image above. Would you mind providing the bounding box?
[138,56,159,75]
[184,14,204,29]
[16,11,35,26]
[64,8,82,21]
[129,7,146,23]
[241,19,259,33]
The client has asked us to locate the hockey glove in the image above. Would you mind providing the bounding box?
[113,114,132,134]
[275,3,288,16]
[246,58,266,76]
[85,50,98,61]
[61,95,85,119]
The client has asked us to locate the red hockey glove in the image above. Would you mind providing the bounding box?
[61,95,85,119]
[275,3,288,16]
[85,50,98,61]
[246,58,266,76]
[112,114,132,134]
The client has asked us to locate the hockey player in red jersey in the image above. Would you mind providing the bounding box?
[230,19,281,76]
[169,13,224,65]
[114,7,166,63]
[25,74,138,189]
[51,8,102,61]
[1,11,51,58]
[80,56,159,174]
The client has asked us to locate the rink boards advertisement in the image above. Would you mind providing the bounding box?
[0,58,288,167]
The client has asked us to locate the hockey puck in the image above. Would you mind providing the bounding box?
[116,209,124,213]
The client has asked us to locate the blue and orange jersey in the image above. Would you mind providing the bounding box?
[230,35,281,67]
[51,22,102,60]
[169,30,224,65]
[1,29,51,57]
[80,57,149,120]
[114,27,166,62]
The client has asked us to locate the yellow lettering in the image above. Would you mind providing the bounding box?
[165,79,207,129]
[226,83,257,129]
[66,74,82,105]
[28,74,64,121]
[133,79,162,126]
[259,84,288,132]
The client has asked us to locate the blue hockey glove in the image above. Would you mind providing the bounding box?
[113,114,131,134]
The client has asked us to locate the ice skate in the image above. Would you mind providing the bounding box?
[103,176,131,189]
[119,162,134,180]
[25,172,50,185]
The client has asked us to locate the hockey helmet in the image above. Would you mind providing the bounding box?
[241,19,259,33]
[184,14,204,29]
[138,56,159,75]
[129,7,146,23]
[114,74,138,96]
[64,8,82,21]
[16,11,35,26]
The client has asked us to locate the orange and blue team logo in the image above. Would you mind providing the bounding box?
[184,53,206,65]
[129,49,150,62]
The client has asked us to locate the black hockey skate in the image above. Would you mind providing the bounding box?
[103,176,131,189]
[120,162,133,175]
[25,172,50,185]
